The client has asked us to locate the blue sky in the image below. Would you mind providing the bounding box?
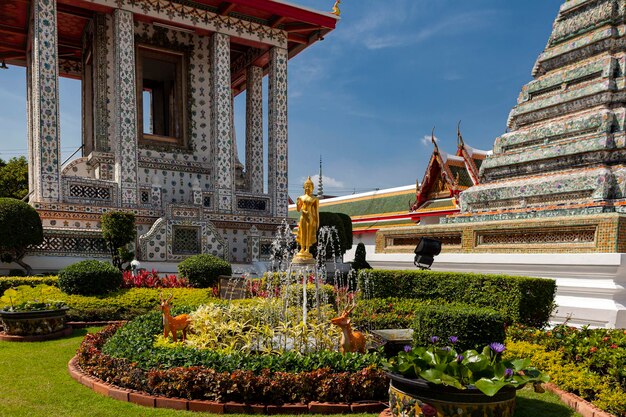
[0,0,562,197]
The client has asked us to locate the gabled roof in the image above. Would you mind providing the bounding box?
[411,130,488,212]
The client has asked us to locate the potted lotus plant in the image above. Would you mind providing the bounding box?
[0,285,69,339]
[384,336,549,417]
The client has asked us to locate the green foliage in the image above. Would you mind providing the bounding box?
[0,157,28,200]
[58,260,122,296]
[254,273,336,309]
[185,299,340,354]
[0,285,65,311]
[0,276,58,295]
[100,212,136,270]
[0,198,43,275]
[350,297,438,330]
[412,304,506,351]
[359,269,556,327]
[102,311,383,373]
[316,212,348,257]
[351,242,372,271]
[2,284,215,321]
[385,341,549,397]
[506,340,626,417]
[336,213,353,250]
[178,254,231,288]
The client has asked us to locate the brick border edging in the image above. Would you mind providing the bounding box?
[377,384,618,417]
[67,356,387,414]
[0,326,72,342]
[544,383,617,417]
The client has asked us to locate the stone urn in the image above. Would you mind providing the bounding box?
[0,307,69,337]
[388,373,516,417]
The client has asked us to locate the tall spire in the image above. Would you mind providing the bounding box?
[318,155,324,199]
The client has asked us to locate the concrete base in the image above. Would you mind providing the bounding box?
[368,252,626,329]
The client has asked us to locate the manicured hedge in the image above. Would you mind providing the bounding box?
[358,269,556,327]
[351,297,441,330]
[178,254,232,288]
[412,304,506,351]
[0,276,58,295]
[58,260,122,296]
[1,284,216,321]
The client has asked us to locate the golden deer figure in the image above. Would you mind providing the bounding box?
[330,304,366,354]
[159,293,191,342]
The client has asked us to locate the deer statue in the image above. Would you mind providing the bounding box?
[330,303,366,354]
[159,293,191,342]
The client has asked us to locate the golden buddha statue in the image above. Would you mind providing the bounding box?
[293,177,319,263]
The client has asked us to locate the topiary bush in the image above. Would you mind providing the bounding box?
[101,211,136,270]
[336,212,353,251]
[412,304,506,351]
[351,242,372,271]
[58,260,122,296]
[178,254,232,288]
[0,276,58,295]
[0,198,43,275]
[358,269,556,328]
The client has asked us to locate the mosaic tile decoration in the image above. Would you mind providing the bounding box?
[210,32,234,212]
[31,0,61,202]
[113,9,139,206]
[84,0,288,48]
[268,47,289,217]
[246,66,264,194]
[93,14,114,152]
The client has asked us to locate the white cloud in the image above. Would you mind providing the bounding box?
[302,174,345,189]
[421,135,438,146]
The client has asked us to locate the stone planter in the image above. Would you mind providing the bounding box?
[0,307,69,337]
[388,373,516,417]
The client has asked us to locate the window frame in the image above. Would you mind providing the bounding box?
[136,45,188,148]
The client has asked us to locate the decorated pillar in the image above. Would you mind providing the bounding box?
[268,47,288,217]
[210,32,234,212]
[93,14,114,153]
[112,9,139,206]
[30,0,61,202]
[246,66,264,194]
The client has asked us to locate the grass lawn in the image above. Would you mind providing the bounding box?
[0,328,581,417]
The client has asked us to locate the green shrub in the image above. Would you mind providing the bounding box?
[351,242,372,271]
[101,211,136,270]
[359,269,556,327]
[178,254,231,288]
[412,304,506,351]
[350,297,438,330]
[2,284,216,321]
[58,260,122,296]
[0,198,43,275]
[0,275,58,295]
[336,213,353,251]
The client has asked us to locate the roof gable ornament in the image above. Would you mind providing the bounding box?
[332,0,341,16]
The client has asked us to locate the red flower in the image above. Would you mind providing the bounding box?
[602,337,610,342]
[590,346,598,353]
[610,344,618,349]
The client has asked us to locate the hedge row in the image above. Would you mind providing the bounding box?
[506,340,626,417]
[2,284,216,321]
[358,270,556,327]
[79,324,388,404]
[0,276,58,294]
[412,304,506,351]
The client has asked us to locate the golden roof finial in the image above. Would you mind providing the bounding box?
[457,120,464,149]
[431,126,439,153]
[331,0,341,16]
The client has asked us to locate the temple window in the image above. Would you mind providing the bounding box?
[136,46,186,147]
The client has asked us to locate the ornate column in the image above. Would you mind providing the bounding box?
[93,14,114,153]
[210,32,234,212]
[112,9,139,206]
[30,0,61,202]
[268,47,288,217]
[246,66,264,194]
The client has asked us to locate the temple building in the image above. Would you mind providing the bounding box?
[377,0,626,327]
[0,0,337,266]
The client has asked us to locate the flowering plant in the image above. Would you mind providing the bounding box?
[0,286,66,312]
[384,336,549,396]
[122,269,190,288]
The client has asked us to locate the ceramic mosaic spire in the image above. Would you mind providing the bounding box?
[450,0,626,223]
[318,155,324,198]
